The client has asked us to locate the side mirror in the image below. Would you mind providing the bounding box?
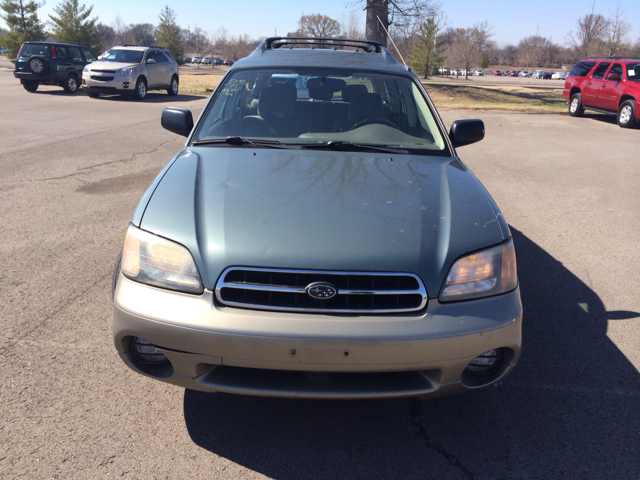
[606,72,620,81]
[449,119,485,148]
[146,58,156,64]
[161,108,193,137]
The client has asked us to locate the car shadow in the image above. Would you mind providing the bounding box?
[182,227,640,479]
[85,92,206,103]
[582,113,619,126]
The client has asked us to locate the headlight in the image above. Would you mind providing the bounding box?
[439,238,517,302]
[83,65,89,73]
[121,224,203,294]
[118,68,133,76]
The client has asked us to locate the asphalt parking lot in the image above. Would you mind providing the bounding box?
[1,68,639,479]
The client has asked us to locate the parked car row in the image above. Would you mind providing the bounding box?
[14,41,179,99]
[182,56,233,66]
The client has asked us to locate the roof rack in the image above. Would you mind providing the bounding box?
[263,37,383,53]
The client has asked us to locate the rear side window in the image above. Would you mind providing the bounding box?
[591,62,610,79]
[569,61,596,77]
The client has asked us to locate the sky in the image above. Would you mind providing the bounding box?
[2,0,639,48]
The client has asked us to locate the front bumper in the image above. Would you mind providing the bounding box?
[113,275,523,399]
[82,72,132,93]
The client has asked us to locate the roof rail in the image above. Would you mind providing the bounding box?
[263,37,383,53]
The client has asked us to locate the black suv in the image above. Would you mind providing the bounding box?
[13,41,98,93]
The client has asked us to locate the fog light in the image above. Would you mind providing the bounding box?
[82,79,87,86]
[130,337,168,364]
[123,82,129,88]
[466,349,502,374]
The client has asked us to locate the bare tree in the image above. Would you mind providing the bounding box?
[445,28,481,78]
[341,11,364,40]
[517,36,547,68]
[568,11,609,58]
[356,0,435,46]
[606,2,631,57]
[220,34,259,61]
[296,13,341,38]
[471,21,493,51]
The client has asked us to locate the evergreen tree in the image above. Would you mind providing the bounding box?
[0,0,47,59]
[155,6,184,64]
[48,0,102,52]
[480,52,489,68]
[409,18,443,78]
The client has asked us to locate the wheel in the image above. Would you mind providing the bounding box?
[167,75,179,96]
[22,80,38,92]
[88,92,100,98]
[27,56,48,76]
[132,77,147,100]
[569,93,584,117]
[351,118,399,129]
[63,74,78,93]
[617,100,636,128]
[112,250,122,300]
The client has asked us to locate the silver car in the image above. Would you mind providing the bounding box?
[83,46,179,99]
[113,37,522,399]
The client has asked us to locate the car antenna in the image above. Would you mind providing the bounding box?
[377,15,408,68]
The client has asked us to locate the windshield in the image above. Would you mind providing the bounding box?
[193,67,448,154]
[99,49,144,64]
[627,64,640,81]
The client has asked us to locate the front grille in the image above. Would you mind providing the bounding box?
[91,75,115,81]
[215,267,428,313]
[92,70,116,74]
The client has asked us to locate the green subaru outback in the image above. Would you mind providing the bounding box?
[13,41,98,93]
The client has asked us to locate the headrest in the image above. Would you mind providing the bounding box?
[307,77,346,101]
[258,84,296,117]
[342,84,368,103]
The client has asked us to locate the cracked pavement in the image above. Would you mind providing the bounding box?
[1,70,639,479]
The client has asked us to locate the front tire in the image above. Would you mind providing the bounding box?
[167,75,179,96]
[63,74,79,93]
[617,100,636,128]
[132,77,147,100]
[22,80,38,92]
[569,93,584,117]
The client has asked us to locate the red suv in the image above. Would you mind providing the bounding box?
[563,58,640,128]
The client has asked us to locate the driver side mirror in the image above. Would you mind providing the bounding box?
[449,119,485,148]
[606,72,620,81]
[162,108,193,137]
[146,58,156,64]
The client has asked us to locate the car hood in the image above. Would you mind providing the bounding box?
[87,61,136,71]
[138,148,504,296]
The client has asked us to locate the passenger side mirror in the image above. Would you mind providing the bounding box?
[449,119,485,148]
[606,72,620,81]
[146,58,156,64]
[161,108,193,137]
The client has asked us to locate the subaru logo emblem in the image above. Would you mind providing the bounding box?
[306,282,337,300]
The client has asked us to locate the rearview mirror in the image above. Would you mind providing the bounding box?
[161,108,193,137]
[449,119,485,148]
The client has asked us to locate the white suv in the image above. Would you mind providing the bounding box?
[82,46,179,100]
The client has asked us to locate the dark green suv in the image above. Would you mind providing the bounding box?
[13,41,98,93]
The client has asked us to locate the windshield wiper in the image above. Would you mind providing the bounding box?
[191,137,294,148]
[299,140,409,154]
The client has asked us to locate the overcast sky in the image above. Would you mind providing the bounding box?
[2,0,639,47]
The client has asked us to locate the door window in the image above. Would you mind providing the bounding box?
[55,46,68,60]
[607,63,622,81]
[592,62,610,79]
[82,48,97,62]
[155,52,168,63]
[69,47,83,62]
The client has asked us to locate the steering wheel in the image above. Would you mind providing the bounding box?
[351,118,399,130]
